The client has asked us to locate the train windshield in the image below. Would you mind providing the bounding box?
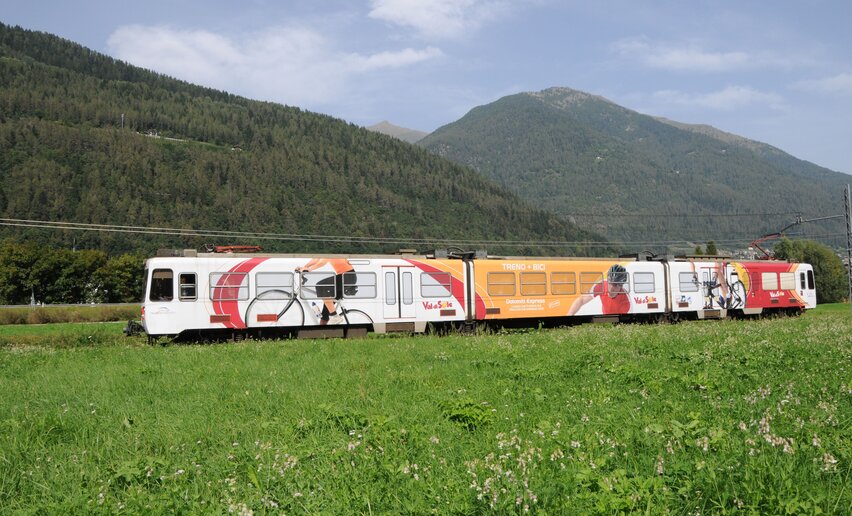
[150,269,174,302]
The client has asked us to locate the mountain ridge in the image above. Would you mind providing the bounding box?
[419,87,849,248]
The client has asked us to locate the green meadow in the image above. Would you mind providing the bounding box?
[1,307,849,513]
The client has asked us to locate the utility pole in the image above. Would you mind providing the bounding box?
[845,185,852,310]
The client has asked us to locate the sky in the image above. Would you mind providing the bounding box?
[3,0,852,174]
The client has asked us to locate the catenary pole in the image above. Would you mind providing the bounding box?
[845,185,852,310]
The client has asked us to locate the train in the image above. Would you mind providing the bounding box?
[138,248,817,341]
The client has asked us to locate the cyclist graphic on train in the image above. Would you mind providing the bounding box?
[568,264,631,315]
[726,269,746,309]
[295,258,355,325]
[704,272,721,309]
[703,262,738,309]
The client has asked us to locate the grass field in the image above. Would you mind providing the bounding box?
[1,306,849,513]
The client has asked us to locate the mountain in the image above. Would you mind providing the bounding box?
[419,87,850,248]
[366,121,428,143]
[0,24,604,257]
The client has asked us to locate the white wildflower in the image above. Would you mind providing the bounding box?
[821,453,838,472]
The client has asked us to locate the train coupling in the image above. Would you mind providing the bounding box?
[123,320,145,337]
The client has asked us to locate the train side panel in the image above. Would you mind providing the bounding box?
[665,259,813,318]
[142,255,468,337]
[470,259,667,321]
[738,261,813,313]
[668,261,718,316]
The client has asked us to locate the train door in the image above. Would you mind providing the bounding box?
[383,266,416,319]
[145,267,179,335]
[725,265,748,309]
[799,266,817,309]
[700,267,721,309]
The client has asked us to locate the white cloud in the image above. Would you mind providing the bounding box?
[368,0,511,39]
[648,48,749,73]
[107,24,442,107]
[346,46,443,72]
[613,37,798,73]
[653,86,784,111]
[794,73,852,95]
[107,26,246,85]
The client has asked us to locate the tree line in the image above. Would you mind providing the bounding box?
[0,240,143,304]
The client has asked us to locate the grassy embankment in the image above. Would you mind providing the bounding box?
[0,306,849,513]
[0,305,140,325]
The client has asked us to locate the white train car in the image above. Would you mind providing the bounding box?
[142,251,468,340]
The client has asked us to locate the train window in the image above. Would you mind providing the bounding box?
[422,272,452,298]
[779,273,796,290]
[150,269,174,302]
[800,272,806,290]
[488,272,516,296]
[678,272,698,292]
[343,272,376,299]
[402,272,414,305]
[580,272,603,294]
[520,272,546,296]
[302,272,336,299]
[762,272,779,291]
[256,272,294,300]
[551,272,576,295]
[385,272,396,305]
[210,272,249,301]
[807,270,814,290]
[178,273,197,301]
[633,272,655,294]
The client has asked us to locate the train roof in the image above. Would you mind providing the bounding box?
[149,249,796,264]
[151,248,636,261]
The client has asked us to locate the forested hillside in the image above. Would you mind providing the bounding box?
[0,24,603,258]
[420,88,851,248]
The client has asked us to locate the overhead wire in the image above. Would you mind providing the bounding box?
[564,211,813,219]
[0,217,844,250]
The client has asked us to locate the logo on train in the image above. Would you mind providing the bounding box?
[423,300,453,310]
[633,295,658,305]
